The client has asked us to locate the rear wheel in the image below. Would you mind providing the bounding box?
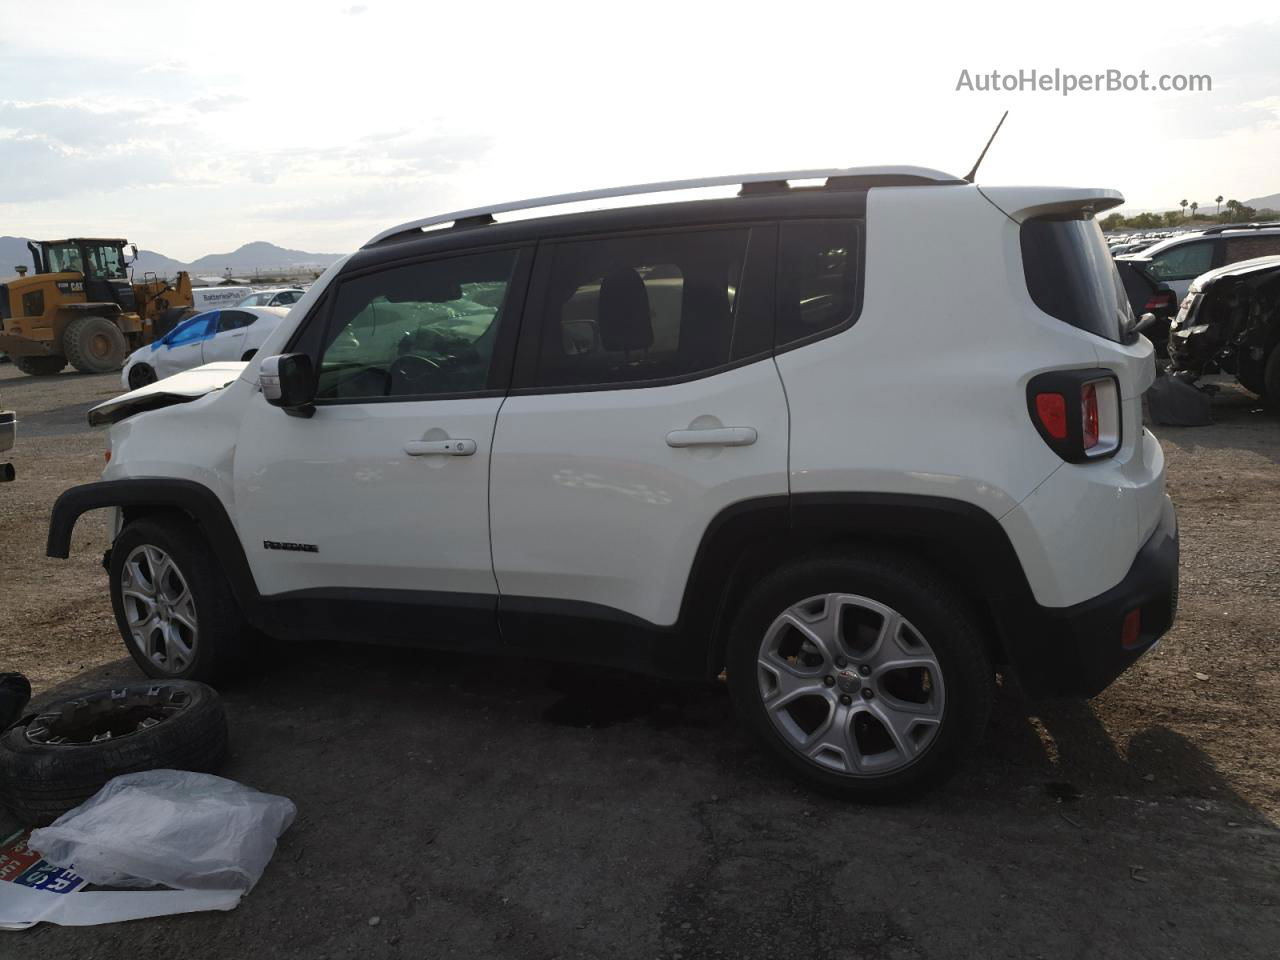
[727,549,993,799]
[12,355,65,376]
[109,516,250,682]
[64,315,129,373]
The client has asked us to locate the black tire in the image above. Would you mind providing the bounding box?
[154,306,198,340]
[109,515,250,683]
[127,362,158,390]
[726,549,994,800]
[0,681,227,825]
[63,315,129,373]
[1263,346,1280,409]
[12,355,65,376]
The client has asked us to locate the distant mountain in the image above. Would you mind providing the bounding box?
[185,241,345,276]
[0,236,346,280]
[132,249,189,276]
[1243,193,1280,211]
[0,236,36,275]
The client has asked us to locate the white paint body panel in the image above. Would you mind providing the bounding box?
[231,394,501,597]
[489,360,789,625]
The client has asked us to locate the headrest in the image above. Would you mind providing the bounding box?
[597,268,652,352]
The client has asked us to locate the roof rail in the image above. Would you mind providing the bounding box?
[1197,221,1280,235]
[364,166,964,247]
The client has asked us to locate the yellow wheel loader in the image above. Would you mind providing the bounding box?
[0,238,195,376]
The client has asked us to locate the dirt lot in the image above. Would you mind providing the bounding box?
[0,363,1277,959]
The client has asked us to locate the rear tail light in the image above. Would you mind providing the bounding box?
[1143,292,1175,311]
[1027,370,1122,462]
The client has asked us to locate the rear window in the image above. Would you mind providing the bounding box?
[1020,217,1129,342]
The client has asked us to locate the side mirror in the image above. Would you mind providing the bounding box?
[260,354,316,418]
[1134,311,1158,334]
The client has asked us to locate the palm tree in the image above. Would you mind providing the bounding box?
[1226,200,1240,222]
[1180,199,1188,218]
[1215,195,1224,216]
[1190,201,1199,218]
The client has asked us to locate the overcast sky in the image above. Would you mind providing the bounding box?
[2,0,1277,258]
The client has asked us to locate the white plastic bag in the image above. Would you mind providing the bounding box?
[28,770,296,892]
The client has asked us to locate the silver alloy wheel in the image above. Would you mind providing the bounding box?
[119,545,198,674]
[757,593,945,776]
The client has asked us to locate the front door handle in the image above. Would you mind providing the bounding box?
[665,426,757,448]
[405,439,477,456]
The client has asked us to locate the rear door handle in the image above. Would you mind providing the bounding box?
[665,426,757,448]
[404,439,477,456]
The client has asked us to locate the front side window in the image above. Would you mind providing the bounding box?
[534,229,751,389]
[315,249,520,401]
[1147,240,1217,282]
[46,244,83,275]
[238,293,270,306]
[776,219,863,347]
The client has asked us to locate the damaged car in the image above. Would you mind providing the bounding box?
[1168,255,1280,404]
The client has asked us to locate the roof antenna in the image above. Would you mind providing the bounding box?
[963,111,1008,183]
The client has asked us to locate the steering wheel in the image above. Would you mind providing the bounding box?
[387,354,441,393]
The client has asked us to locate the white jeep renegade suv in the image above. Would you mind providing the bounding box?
[49,168,1179,798]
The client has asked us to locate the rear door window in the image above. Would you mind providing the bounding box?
[1021,217,1129,341]
[531,228,758,389]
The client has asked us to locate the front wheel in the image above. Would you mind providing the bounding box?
[127,362,158,390]
[727,550,993,800]
[109,516,250,682]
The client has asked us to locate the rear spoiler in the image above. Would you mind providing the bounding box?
[977,186,1124,224]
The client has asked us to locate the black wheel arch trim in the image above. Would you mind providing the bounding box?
[47,478,262,617]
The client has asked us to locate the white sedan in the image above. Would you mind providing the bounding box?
[122,306,290,390]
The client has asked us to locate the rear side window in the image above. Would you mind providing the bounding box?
[217,310,256,332]
[1021,217,1129,341]
[1223,234,1280,264]
[533,228,754,389]
[776,219,863,347]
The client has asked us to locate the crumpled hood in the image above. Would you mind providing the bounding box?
[88,362,248,427]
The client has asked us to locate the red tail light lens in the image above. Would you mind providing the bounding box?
[1034,393,1068,439]
[1081,382,1100,449]
[1143,292,1174,310]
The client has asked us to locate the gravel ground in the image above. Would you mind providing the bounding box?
[0,363,1277,958]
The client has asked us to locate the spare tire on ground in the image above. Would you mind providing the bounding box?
[0,680,227,825]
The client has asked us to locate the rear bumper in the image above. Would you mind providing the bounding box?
[1003,496,1179,698]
